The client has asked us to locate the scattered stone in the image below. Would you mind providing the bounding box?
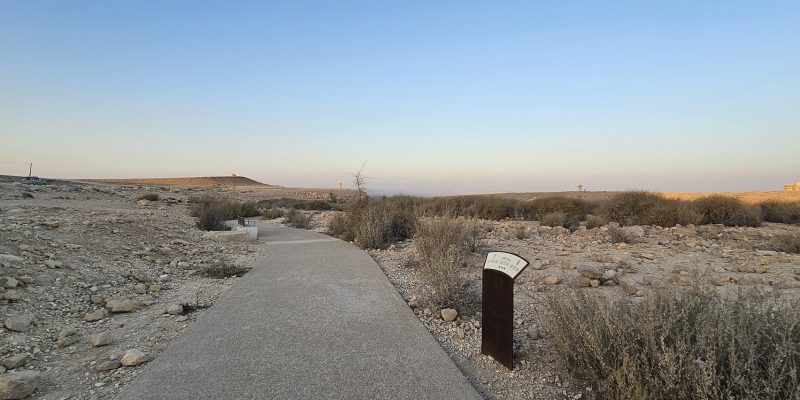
[3,354,29,370]
[166,304,184,315]
[120,349,148,366]
[0,371,41,400]
[0,254,24,264]
[441,308,458,322]
[542,275,560,285]
[90,332,115,347]
[95,359,122,372]
[84,309,108,322]
[566,274,591,289]
[57,335,79,348]
[620,279,638,295]
[4,314,33,332]
[577,265,602,279]
[106,299,139,313]
[1,277,19,289]
[3,290,22,301]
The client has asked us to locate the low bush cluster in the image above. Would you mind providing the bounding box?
[189,196,261,231]
[761,201,800,224]
[544,288,800,400]
[596,192,761,228]
[328,199,418,249]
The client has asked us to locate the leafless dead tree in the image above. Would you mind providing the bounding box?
[350,161,369,200]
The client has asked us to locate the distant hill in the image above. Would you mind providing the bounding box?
[86,176,275,187]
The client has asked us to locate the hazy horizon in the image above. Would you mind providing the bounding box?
[2,1,799,195]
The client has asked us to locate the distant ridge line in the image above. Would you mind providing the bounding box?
[85,176,274,187]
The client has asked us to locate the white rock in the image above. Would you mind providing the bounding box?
[121,349,148,366]
[440,308,458,322]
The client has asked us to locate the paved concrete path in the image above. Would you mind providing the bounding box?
[117,224,481,400]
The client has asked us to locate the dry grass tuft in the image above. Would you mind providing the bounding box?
[414,217,471,308]
[544,288,800,400]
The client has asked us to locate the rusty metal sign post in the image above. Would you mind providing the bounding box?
[481,251,529,369]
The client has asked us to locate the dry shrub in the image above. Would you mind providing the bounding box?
[544,288,800,400]
[761,201,800,224]
[262,208,285,219]
[769,233,800,253]
[514,225,531,239]
[648,200,703,227]
[607,228,635,244]
[285,208,311,229]
[415,217,470,307]
[599,192,670,226]
[192,199,234,231]
[520,196,587,222]
[327,213,348,237]
[238,201,261,217]
[425,196,514,220]
[584,214,608,229]
[199,262,250,278]
[347,199,418,249]
[693,196,762,227]
[464,219,483,252]
[136,193,160,201]
[540,211,568,227]
[190,196,260,231]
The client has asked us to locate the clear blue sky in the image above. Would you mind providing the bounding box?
[2,1,799,194]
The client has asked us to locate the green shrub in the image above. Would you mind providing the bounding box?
[136,193,160,201]
[693,196,762,227]
[285,209,311,229]
[414,218,470,307]
[761,201,800,224]
[544,288,800,400]
[238,201,261,217]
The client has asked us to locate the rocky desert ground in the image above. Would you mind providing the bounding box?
[367,217,800,399]
[0,178,281,399]
[2,176,799,400]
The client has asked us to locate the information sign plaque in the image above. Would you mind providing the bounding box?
[481,251,529,369]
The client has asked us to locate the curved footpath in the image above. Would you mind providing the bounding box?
[117,224,481,399]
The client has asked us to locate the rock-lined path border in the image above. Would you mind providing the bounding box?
[117,224,481,399]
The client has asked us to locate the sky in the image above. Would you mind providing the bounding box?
[1,1,799,195]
